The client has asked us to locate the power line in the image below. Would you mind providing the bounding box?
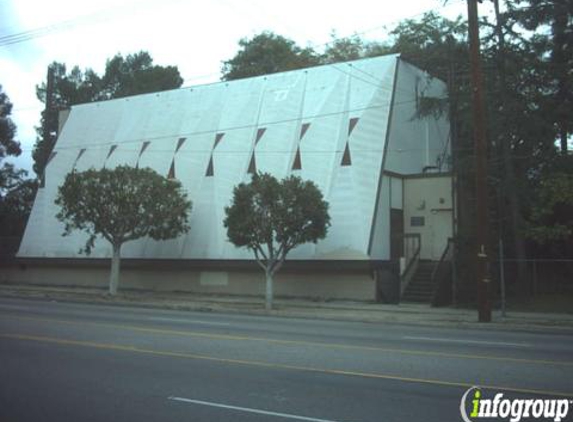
[0,0,188,48]
[308,0,467,52]
[1,0,467,50]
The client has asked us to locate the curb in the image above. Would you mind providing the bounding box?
[1,288,573,335]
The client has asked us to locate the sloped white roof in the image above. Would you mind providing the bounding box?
[19,54,402,261]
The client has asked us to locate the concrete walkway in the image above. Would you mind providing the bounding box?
[1,283,572,333]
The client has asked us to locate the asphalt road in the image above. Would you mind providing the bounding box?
[0,297,571,422]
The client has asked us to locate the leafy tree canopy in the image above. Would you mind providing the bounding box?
[0,172,37,238]
[224,173,330,309]
[55,166,191,294]
[321,33,391,64]
[0,85,21,160]
[527,172,573,246]
[221,32,321,81]
[0,85,33,243]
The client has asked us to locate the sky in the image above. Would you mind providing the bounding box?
[0,0,485,176]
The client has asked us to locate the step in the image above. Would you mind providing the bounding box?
[410,277,433,283]
[402,296,432,303]
[409,280,434,287]
[405,288,434,296]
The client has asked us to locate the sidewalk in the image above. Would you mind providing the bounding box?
[1,283,572,333]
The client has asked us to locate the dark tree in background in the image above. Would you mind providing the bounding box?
[224,173,330,310]
[0,85,21,159]
[34,51,183,176]
[0,85,34,250]
[55,166,191,295]
[507,0,573,154]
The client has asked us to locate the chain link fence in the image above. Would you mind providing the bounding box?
[495,259,573,295]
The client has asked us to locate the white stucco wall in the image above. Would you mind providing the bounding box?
[403,175,453,260]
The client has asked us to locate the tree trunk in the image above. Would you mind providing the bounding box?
[265,270,274,311]
[560,127,568,154]
[109,243,121,296]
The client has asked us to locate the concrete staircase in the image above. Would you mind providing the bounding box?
[401,261,437,303]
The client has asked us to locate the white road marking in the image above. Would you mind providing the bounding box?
[147,317,230,326]
[168,397,343,422]
[402,336,531,348]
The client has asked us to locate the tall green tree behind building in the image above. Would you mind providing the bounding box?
[221,32,321,81]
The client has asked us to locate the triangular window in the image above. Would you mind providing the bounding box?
[136,141,150,168]
[255,128,266,145]
[176,137,186,153]
[75,149,86,162]
[348,117,359,136]
[299,123,310,140]
[214,133,225,149]
[205,156,214,177]
[139,141,150,157]
[341,143,352,166]
[292,148,302,170]
[247,153,257,174]
[106,145,117,160]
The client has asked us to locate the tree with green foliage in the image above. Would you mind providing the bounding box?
[34,51,183,176]
[224,173,330,310]
[221,32,321,81]
[0,166,36,238]
[0,85,21,160]
[506,0,573,154]
[527,171,573,257]
[55,166,191,295]
[0,85,34,249]
[321,33,391,64]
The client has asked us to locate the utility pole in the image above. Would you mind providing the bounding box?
[467,0,491,322]
[43,65,55,146]
[40,64,55,185]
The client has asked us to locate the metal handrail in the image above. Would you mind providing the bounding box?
[402,233,421,276]
[400,233,421,296]
[431,238,454,307]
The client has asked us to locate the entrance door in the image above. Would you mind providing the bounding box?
[390,208,404,261]
[429,210,453,260]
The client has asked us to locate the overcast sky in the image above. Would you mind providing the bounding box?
[0,0,487,175]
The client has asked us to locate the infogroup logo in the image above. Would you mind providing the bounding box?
[460,387,571,422]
